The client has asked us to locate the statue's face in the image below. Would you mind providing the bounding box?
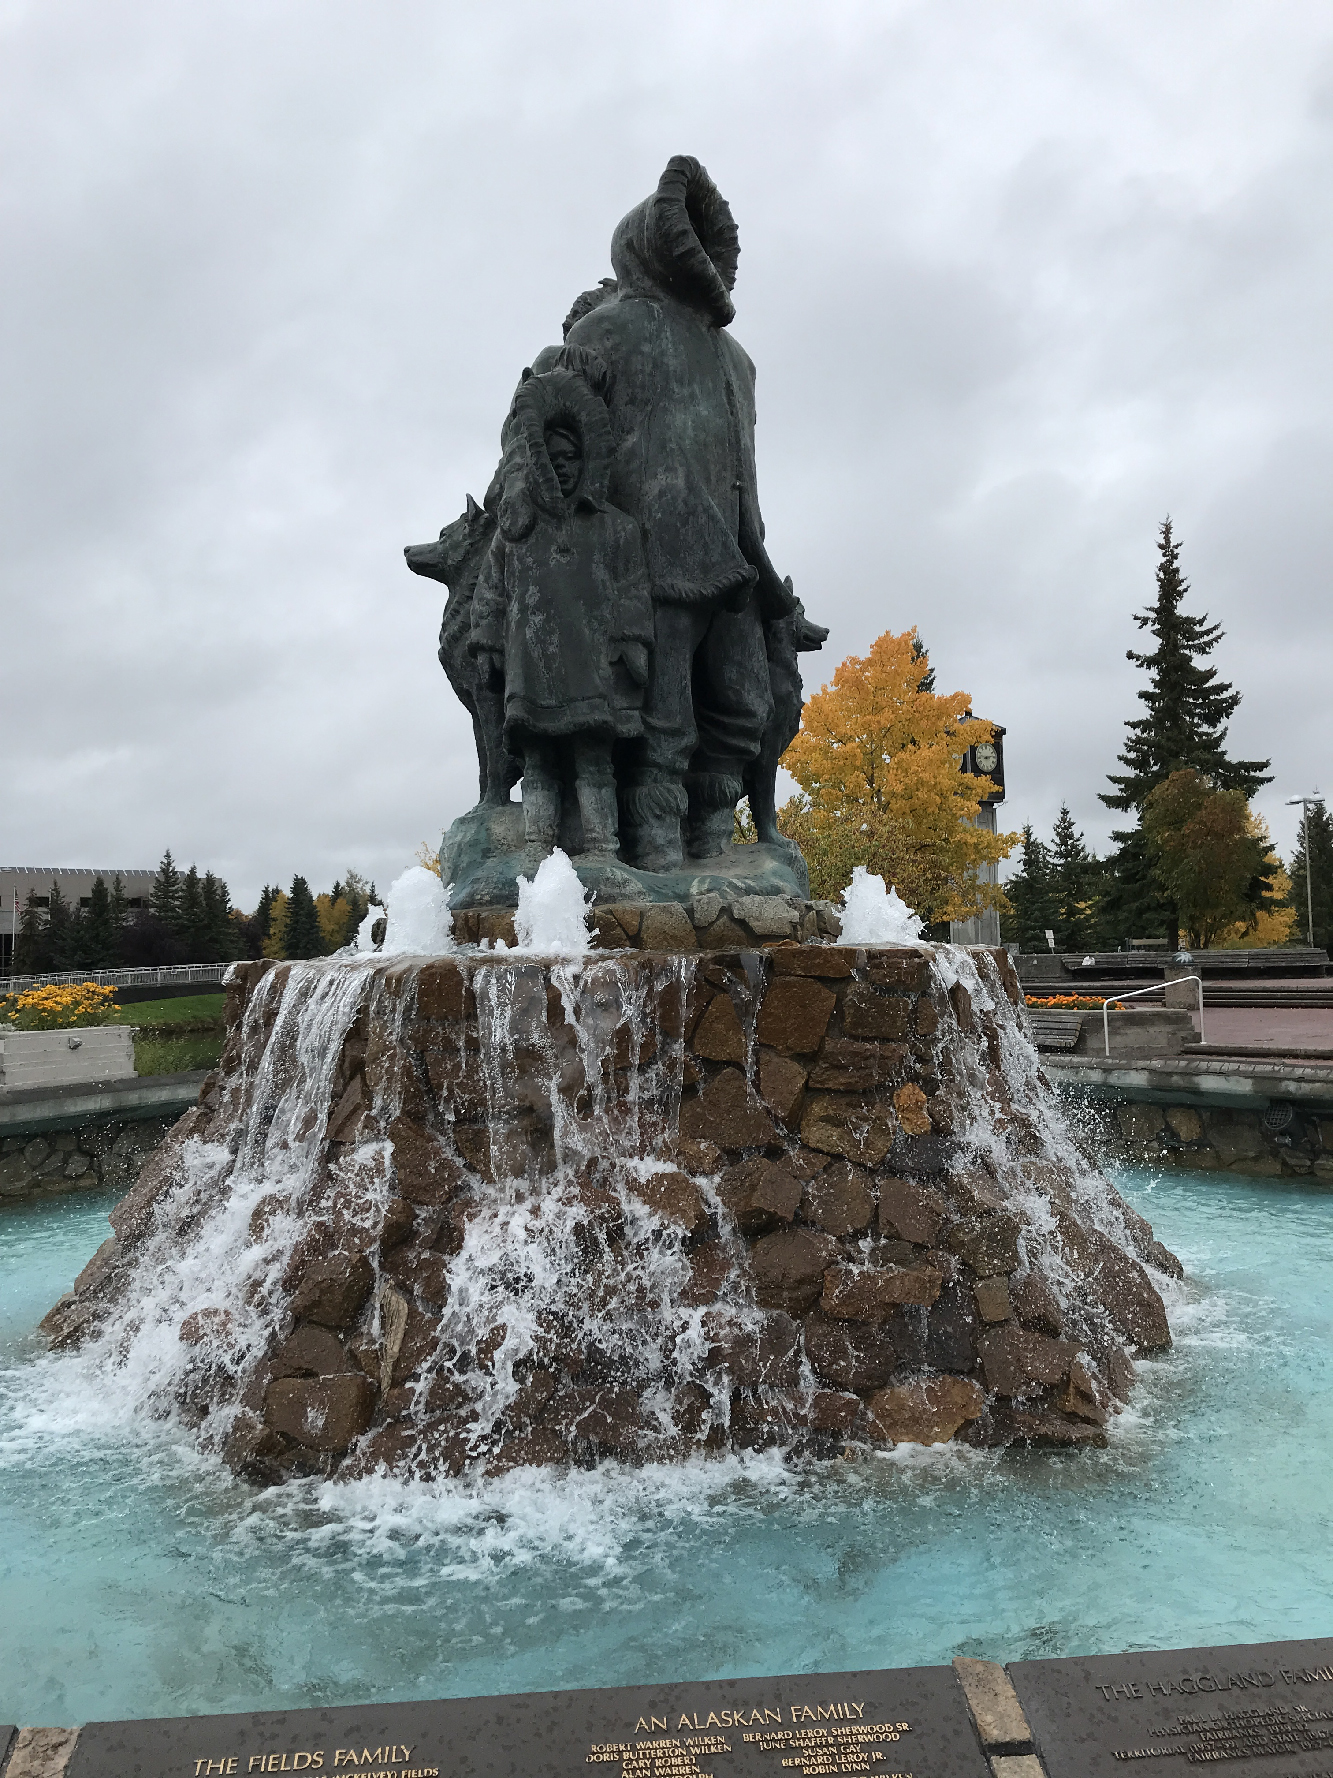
[545,427,582,496]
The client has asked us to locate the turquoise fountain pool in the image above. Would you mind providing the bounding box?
[2,1166,1329,1726]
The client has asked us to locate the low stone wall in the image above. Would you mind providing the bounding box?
[452,893,840,951]
[1062,1091,1333,1181]
[1,1115,177,1202]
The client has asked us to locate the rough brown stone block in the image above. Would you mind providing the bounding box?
[1009,1410,1107,1448]
[915,999,940,1037]
[415,960,467,1021]
[809,1037,905,1090]
[1053,1206,1172,1351]
[948,1210,1022,1276]
[757,1049,807,1127]
[803,1308,898,1390]
[290,1253,374,1328]
[628,1168,708,1234]
[842,985,910,1041]
[755,976,836,1054]
[691,992,747,1063]
[949,982,974,1032]
[865,951,929,991]
[799,1093,895,1166]
[822,1262,942,1320]
[770,947,854,978]
[638,903,698,951]
[389,1118,467,1203]
[1010,1268,1063,1336]
[893,1082,932,1135]
[748,1228,840,1314]
[978,1324,1078,1396]
[800,1160,875,1236]
[264,1373,376,1450]
[878,1177,946,1245]
[973,1276,1012,1323]
[809,1390,861,1433]
[678,1068,776,1149]
[1062,1355,1109,1424]
[866,1374,984,1444]
[703,1307,802,1387]
[271,1325,355,1378]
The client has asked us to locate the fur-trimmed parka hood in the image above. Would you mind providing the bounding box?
[609,156,739,327]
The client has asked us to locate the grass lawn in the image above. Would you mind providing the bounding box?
[112,992,226,1076]
[111,993,226,1026]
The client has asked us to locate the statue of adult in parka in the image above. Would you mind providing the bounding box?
[549,155,799,871]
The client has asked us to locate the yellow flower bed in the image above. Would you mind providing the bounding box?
[1,981,120,1030]
[1025,994,1124,1011]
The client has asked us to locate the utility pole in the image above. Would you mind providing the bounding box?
[1287,793,1325,949]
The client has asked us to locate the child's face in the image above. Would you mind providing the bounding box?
[546,427,582,497]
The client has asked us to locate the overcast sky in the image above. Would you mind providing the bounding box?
[3,0,1330,911]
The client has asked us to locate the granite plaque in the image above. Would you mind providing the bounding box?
[67,1666,988,1778]
[1008,1636,1333,1775]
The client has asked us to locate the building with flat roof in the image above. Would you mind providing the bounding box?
[1,866,156,973]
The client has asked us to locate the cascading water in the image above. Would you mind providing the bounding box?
[41,938,1180,1483]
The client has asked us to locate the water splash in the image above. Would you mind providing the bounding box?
[512,850,592,955]
[381,867,454,956]
[838,867,923,945]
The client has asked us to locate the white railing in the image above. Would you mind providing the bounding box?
[1103,976,1204,1056]
[1,962,231,996]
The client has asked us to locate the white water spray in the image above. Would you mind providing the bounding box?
[512,850,592,955]
[838,867,923,945]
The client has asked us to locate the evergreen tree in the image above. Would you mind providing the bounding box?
[45,881,77,972]
[255,885,278,938]
[109,873,129,949]
[13,890,50,975]
[285,875,323,959]
[1101,520,1271,944]
[910,631,936,694]
[1003,827,1058,952]
[1289,800,1333,951]
[150,849,183,930]
[1049,805,1101,951]
[179,865,208,960]
[202,873,235,962]
[82,875,120,968]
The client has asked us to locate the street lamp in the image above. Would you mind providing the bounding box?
[1286,793,1326,948]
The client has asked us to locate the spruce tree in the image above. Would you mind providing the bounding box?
[202,873,235,962]
[255,885,278,938]
[285,875,323,959]
[910,631,936,694]
[1101,520,1271,944]
[45,881,77,972]
[109,873,129,931]
[83,875,119,968]
[1049,805,1100,951]
[1289,801,1333,951]
[13,890,50,975]
[150,849,183,929]
[179,865,208,960]
[1003,827,1058,952]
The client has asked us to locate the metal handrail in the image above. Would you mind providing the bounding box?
[1103,976,1203,1056]
[0,962,231,996]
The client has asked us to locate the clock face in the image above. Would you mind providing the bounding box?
[974,742,998,773]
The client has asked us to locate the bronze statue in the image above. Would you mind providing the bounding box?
[406,156,825,908]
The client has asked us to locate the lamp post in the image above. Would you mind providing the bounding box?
[1286,793,1325,949]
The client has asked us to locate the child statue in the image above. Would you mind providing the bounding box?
[469,368,653,865]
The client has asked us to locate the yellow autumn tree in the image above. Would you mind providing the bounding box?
[779,629,1018,921]
[315,893,354,952]
[262,891,290,960]
[1214,814,1298,948]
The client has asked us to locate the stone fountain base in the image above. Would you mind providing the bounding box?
[42,941,1180,1484]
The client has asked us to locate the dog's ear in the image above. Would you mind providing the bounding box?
[466,493,480,519]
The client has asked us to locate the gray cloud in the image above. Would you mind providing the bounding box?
[3,0,1330,908]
